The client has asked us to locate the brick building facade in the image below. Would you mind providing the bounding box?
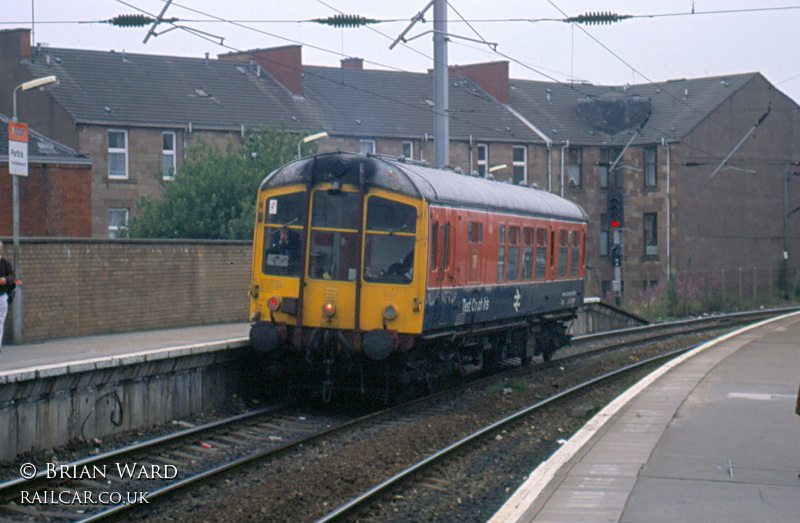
[2,27,800,306]
[0,114,91,237]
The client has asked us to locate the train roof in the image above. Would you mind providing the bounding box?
[261,152,588,223]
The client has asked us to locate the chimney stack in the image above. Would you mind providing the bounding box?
[448,61,510,104]
[0,28,32,61]
[219,45,303,95]
[340,57,364,70]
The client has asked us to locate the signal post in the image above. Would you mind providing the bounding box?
[607,192,624,306]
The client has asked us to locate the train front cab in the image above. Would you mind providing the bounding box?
[249,180,427,399]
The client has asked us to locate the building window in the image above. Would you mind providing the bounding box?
[568,147,582,188]
[600,147,623,189]
[513,146,527,185]
[108,129,128,179]
[359,139,376,154]
[644,146,657,187]
[600,213,609,256]
[162,131,177,180]
[477,143,488,176]
[402,141,414,160]
[644,213,658,256]
[108,208,129,238]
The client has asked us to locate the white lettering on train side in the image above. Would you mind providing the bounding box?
[462,297,490,313]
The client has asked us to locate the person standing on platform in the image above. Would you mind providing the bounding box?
[0,241,15,350]
[796,379,800,478]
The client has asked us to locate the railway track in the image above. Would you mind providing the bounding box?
[316,344,694,522]
[0,405,358,522]
[0,308,794,522]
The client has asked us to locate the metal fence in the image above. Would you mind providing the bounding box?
[603,266,800,319]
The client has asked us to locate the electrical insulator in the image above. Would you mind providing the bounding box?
[566,11,632,25]
[108,14,155,27]
[312,14,379,28]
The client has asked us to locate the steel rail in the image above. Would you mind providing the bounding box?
[0,405,284,498]
[314,343,697,522]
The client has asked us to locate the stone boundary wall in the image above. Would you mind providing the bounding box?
[5,238,252,344]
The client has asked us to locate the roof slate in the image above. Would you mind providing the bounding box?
[510,73,759,146]
[21,47,763,147]
[0,113,89,164]
[301,66,540,142]
[24,48,323,131]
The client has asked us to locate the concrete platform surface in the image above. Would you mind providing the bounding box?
[0,323,250,375]
[490,311,800,523]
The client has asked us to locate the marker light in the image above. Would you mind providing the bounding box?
[322,302,336,317]
[267,296,281,311]
[383,305,397,320]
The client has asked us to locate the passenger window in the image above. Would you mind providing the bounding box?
[506,245,519,281]
[497,246,505,282]
[521,247,533,280]
[430,222,439,270]
[570,231,580,277]
[442,223,450,270]
[468,222,483,243]
[558,230,568,278]
[535,228,547,280]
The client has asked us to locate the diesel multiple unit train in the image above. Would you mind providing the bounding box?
[249,152,588,401]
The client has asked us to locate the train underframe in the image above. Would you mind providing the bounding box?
[255,314,574,403]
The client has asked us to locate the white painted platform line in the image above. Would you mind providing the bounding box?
[487,311,800,523]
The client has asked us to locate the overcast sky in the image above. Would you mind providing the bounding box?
[5,1,800,104]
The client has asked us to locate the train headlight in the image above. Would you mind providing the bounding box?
[322,302,336,317]
[267,296,281,312]
[383,305,397,320]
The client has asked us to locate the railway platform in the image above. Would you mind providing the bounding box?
[490,311,800,522]
[0,322,250,376]
[0,323,252,460]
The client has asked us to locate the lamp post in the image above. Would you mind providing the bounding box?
[488,164,507,175]
[297,132,328,159]
[10,75,58,342]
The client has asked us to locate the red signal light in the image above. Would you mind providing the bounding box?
[610,220,620,228]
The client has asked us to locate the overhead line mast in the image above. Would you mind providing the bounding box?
[391,0,449,168]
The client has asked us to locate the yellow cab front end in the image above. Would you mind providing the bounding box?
[249,172,427,397]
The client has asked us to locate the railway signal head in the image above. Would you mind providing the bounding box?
[607,192,624,228]
[611,245,622,267]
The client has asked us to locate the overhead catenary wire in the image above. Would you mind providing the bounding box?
[188,0,788,166]
[7,4,800,26]
[99,0,539,145]
[21,0,795,169]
